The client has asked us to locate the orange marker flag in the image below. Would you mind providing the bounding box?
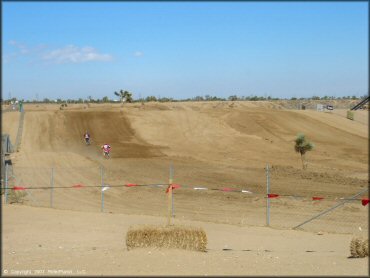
[13,186,26,191]
[166,184,180,193]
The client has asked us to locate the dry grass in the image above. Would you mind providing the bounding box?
[8,188,27,204]
[350,237,369,258]
[126,225,207,252]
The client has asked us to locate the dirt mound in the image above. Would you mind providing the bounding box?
[270,165,368,188]
[21,110,164,159]
[275,99,361,110]
[141,103,172,111]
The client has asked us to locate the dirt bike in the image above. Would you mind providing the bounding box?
[85,137,91,145]
[103,150,110,159]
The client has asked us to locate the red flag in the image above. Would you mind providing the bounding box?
[166,184,181,193]
[126,183,137,187]
[268,194,279,198]
[221,187,238,192]
[13,186,26,191]
[312,197,324,201]
[361,198,369,206]
[72,184,84,188]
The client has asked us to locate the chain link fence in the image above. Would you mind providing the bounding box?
[267,164,368,235]
[267,193,368,235]
[3,163,368,235]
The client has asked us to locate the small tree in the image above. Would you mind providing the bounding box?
[228,95,238,101]
[123,91,133,103]
[193,96,204,101]
[294,133,314,169]
[145,96,157,102]
[114,90,133,105]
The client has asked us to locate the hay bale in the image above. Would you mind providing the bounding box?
[350,238,362,257]
[350,237,368,258]
[126,225,207,252]
[362,239,369,257]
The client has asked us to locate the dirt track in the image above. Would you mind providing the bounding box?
[2,205,368,276]
[2,101,368,275]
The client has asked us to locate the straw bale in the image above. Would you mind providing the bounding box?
[126,225,207,252]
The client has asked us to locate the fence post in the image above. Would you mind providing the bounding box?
[50,167,54,208]
[5,163,9,204]
[167,163,173,226]
[101,166,104,213]
[266,164,270,226]
[170,162,175,217]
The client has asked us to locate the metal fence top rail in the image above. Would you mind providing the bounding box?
[11,166,103,170]
[2,182,369,202]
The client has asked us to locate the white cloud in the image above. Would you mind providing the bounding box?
[8,40,29,54]
[42,45,113,64]
[6,40,44,63]
[5,41,113,65]
[133,51,144,57]
[3,52,19,63]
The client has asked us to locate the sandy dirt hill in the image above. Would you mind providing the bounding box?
[1,101,368,275]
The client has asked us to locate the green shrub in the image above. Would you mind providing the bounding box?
[294,133,314,169]
[347,110,354,120]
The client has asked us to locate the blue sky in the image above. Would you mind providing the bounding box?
[2,2,368,101]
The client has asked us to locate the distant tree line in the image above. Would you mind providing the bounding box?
[290,95,364,101]
[1,93,367,105]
